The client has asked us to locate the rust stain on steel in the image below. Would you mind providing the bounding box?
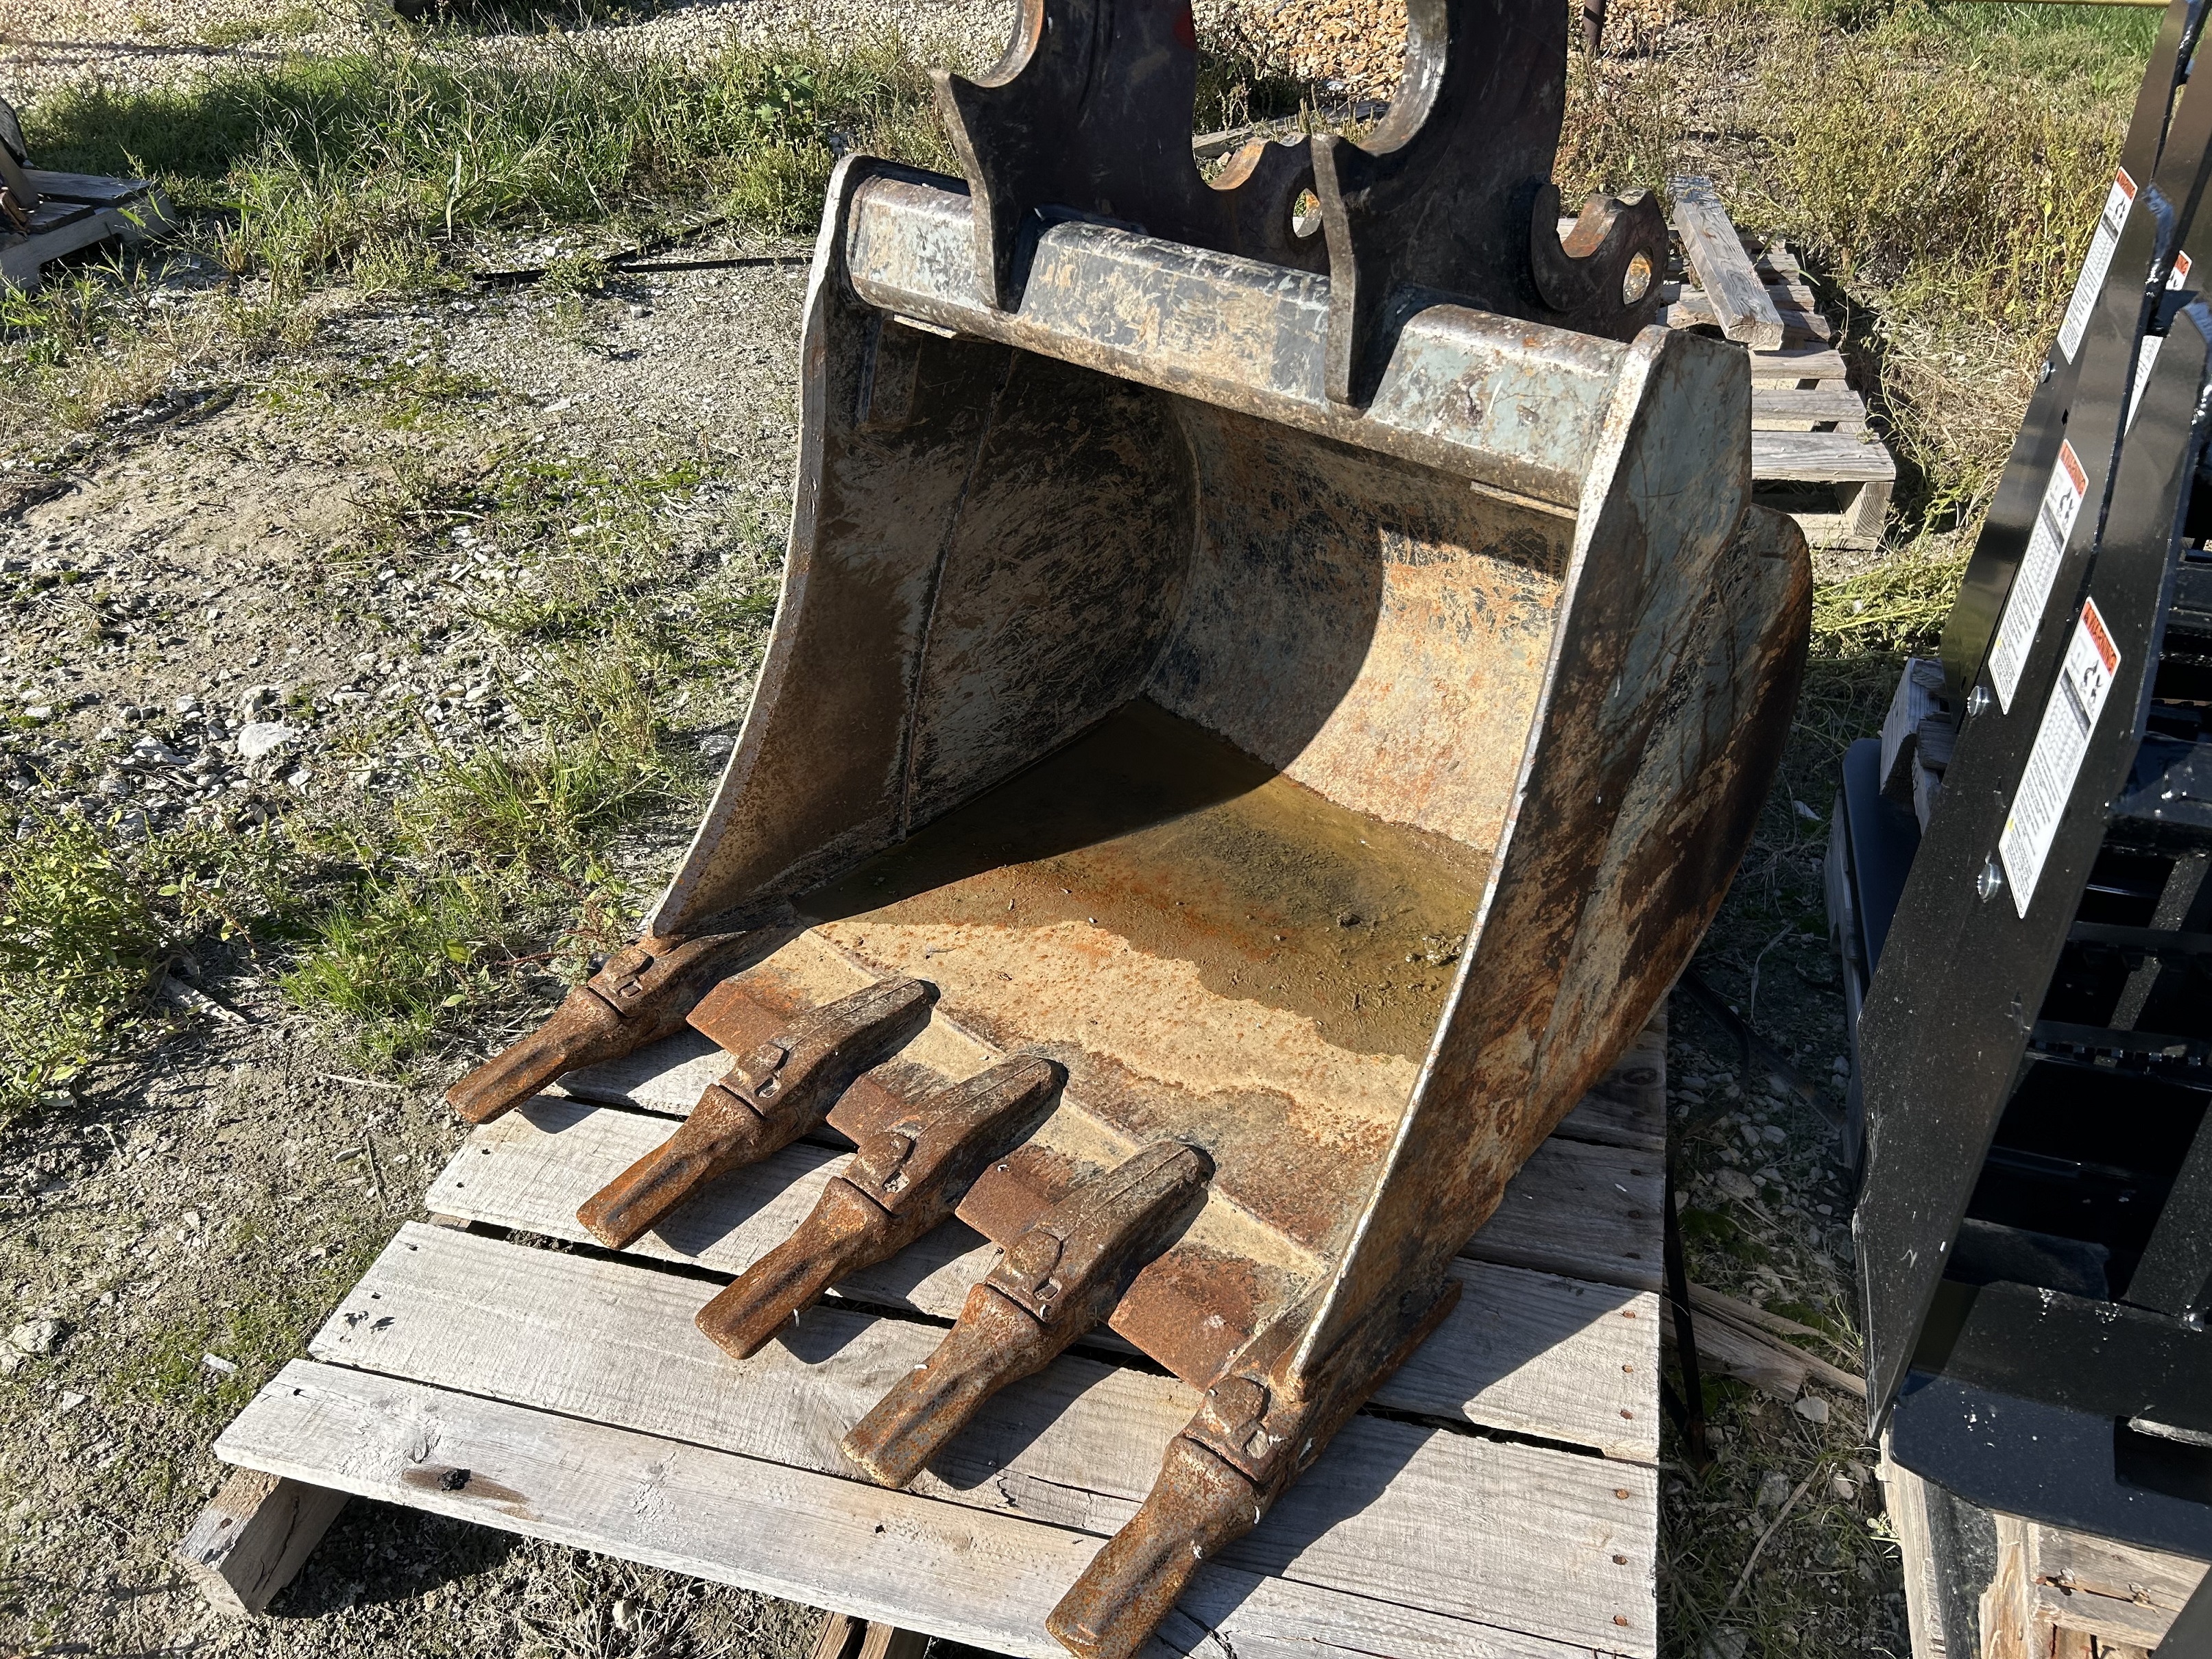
[577,977,934,1248]
[685,943,1307,1386]
[804,699,1488,1065]
[444,925,758,1124]
[695,1056,1061,1360]
[1154,406,1569,851]
[841,1141,1214,1490]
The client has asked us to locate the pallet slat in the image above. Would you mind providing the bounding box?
[220,1361,1631,1659]
[303,1220,1655,1659]
[1664,284,1830,345]
[1751,386,1868,431]
[1751,429,1897,485]
[1670,176,1785,350]
[426,1106,1660,1459]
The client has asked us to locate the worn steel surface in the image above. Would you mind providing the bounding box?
[575,977,933,1248]
[695,1056,1063,1359]
[842,1141,1214,1488]
[448,4,1811,1652]
[445,926,756,1124]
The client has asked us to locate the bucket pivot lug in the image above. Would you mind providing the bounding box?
[695,1054,1064,1359]
[575,976,935,1248]
[840,1139,1213,1488]
[444,925,754,1125]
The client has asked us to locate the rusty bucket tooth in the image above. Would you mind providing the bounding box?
[1048,1415,1269,1659]
[445,927,753,1125]
[576,976,935,1248]
[696,1055,1063,1359]
[1050,1278,1460,1659]
[841,1141,1212,1489]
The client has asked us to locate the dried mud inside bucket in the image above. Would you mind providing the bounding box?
[799,697,1495,1260]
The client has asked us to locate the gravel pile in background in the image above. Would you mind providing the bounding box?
[1225,0,1406,97]
[0,0,1016,105]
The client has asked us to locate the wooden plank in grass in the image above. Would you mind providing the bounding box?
[1669,176,1783,350]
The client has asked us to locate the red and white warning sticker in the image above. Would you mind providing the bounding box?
[2058,167,2137,363]
[1989,437,2089,711]
[2127,250,2193,430]
[1999,597,2123,919]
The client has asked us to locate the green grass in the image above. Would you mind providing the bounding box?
[22,30,954,293]
[275,441,738,1064]
[0,814,294,1113]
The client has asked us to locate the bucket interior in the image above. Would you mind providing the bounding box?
[745,338,1582,1262]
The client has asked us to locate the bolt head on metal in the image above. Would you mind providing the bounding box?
[1975,858,2004,902]
[1967,684,1992,718]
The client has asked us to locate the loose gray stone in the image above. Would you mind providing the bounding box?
[8,1318,64,1356]
[236,721,298,762]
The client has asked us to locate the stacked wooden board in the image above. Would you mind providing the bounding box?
[1880,1447,2207,1658]
[180,1010,1676,1658]
[0,167,171,293]
[1657,176,1898,552]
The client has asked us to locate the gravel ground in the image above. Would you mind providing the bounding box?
[0,249,840,1659]
[1,0,1015,106]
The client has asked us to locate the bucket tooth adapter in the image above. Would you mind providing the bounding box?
[577,976,935,1248]
[695,1054,1064,1358]
[445,924,754,1124]
[450,0,1812,1649]
[841,1139,1216,1490]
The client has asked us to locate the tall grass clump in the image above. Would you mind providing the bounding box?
[1751,1,2155,524]
[0,816,291,1112]
[22,30,953,291]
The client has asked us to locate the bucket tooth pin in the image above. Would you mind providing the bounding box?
[445,925,754,1125]
[695,1055,1063,1359]
[841,1140,1213,1489]
[577,977,935,1249]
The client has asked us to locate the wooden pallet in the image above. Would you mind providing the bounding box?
[1879,1445,2208,1659]
[178,1008,1674,1658]
[1,168,172,293]
[1652,180,1899,552]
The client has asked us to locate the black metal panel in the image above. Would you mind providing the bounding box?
[1855,279,2212,1422]
[1840,736,1920,973]
[1890,1374,2212,1558]
[1916,1279,2212,1431]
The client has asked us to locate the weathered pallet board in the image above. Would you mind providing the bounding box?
[1665,282,1829,345]
[426,1110,1659,1459]
[1751,387,1868,432]
[300,1220,1657,1655]
[1659,210,1897,548]
[1751,430,1897,485]
[222,1361,1637,1659]
[0,170,171,293]
[438,1086,1663,1298]
[1669,176,1784,350]
[1882,1438,2209,1658]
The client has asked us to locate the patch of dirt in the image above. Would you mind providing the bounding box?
[0,250,836,1659]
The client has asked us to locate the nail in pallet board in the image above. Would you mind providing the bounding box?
[1649,178,1899,551]
[180,1010,1674,1658]
[1878,1443,2208,1659]
[1,169,173,293]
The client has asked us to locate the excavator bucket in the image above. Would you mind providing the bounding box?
[446,1,1812,1652]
